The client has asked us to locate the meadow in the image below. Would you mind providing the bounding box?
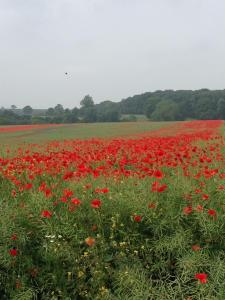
[1,120,225,300]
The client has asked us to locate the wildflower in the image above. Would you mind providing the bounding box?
[218,185,224,190]
[202,194,209,200]
[85,237,95,247]
[95,188,109,193]
[60,196,67,203]
[148,202,156,209]
[183,206,192,215]
[195,205,204,212]
[9,247,17,256]
[91,224,97,231]
[208,209,216,219]
[45,189,52,198]
[192,245,201,251]
[71,198,81,206]
[153,170,164,179]
[41,210,52,218]
[11,190,16,197]
[24,183,33,190]
[91,199,102,209]
[11,234,17,240]
[133,215,142,222]
[151,181,167,192]
[195,273,208,284]
[63,189,73,198]
[78,270,84,278]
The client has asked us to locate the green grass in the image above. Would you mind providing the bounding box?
[0,122,172,146]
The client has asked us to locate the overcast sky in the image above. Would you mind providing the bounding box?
[0,0,225,108]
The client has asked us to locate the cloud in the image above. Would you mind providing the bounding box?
[0,0,225,108]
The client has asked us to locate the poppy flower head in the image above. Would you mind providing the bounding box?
[85,237,95,247]
[195,273,208,284]
[153,170,164,179]
[183,206,192,215]
[195,205,204,212]
[192,245,201,251]
[91,199,102,209]
[71,198,81,206]
[11,234,17,240]
[9,247,17,256]
[133,215,142,222]
[41,210,52,218]
[148,202,156,209]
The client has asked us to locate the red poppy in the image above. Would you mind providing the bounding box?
[208,209,216,219]
[45,189,52,198]
[133,215,142,222]
[148,202,156,209]
[195,205,204,212]
[195,273,208,284]
[41,210,52,218]
[183,206,192,215]
[91,199,102,209]
[71,198,81,206]
[192,245,201,251]
[9,248,17,256]
[63,189,73,198]
[11,190,16,197]
[95,188,109,193]
[153,170,164,179]
[24,183,33,190]
[202,194,209,200]
[11,234,17,240]
[85,237,95,247]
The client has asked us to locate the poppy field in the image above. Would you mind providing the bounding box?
[1,120,225,299]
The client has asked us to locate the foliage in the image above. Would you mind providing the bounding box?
[0,121,225,299]
[22,106,33,116]
[118,89,225,121]
[3,89,225,125]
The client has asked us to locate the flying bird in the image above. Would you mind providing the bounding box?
[65,72,68,75]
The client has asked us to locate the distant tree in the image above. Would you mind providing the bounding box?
[79,95,97,122]
[46,107,55,117]
[195,96,217,120]
[144,97,161,119]
[54,104,64,115]
[80,95,94,108]
[70,107,79,122]
[22,105,33,115]
[62,107,79,123]
[82,107,97,123]
[151,100,180,121]
[99,110,120,122]
[11,105,17,110]
[217,98,225,119]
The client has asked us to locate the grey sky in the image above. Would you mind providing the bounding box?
[0,0,225,108]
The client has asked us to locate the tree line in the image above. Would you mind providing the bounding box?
[1,89,225,125]
[118,89,225,120]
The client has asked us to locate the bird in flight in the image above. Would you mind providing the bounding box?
[65,72,68,75]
